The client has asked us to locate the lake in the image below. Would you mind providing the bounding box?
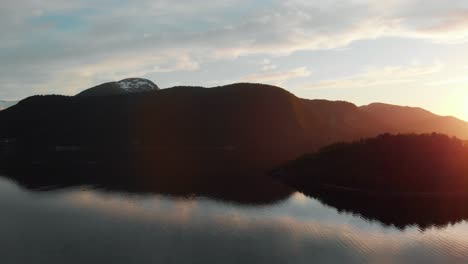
[2,176,468,264]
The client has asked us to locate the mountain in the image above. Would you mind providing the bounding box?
[2,80,468,202]
[3,81,468,166]
[360,103,468,138]
[0,83,317,165]
[76,78,159,97]
[298,99,388,147]
[0,83,308,203]
[0,100,18,111]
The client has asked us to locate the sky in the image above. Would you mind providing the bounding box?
[3,0,468,119]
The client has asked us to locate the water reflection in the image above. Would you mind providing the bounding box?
[302,186,468,230]
[0,159,292,205]
[5,160,468,230]
[2,177,468,263]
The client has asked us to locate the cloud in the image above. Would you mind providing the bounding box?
[2,0,468,99]
[243,67,311,86]
[301,62,444,90]
[262,64,278,71]
[259,59,278,71]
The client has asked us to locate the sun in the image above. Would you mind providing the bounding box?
[462,103,468,121]
[455,93,468,121]
[439,90,468,121]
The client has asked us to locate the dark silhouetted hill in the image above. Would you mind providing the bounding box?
[0,83,311,203]
[273,133,468,227]
[275,133,468,193]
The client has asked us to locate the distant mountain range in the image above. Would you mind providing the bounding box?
[360,103,468,138]
[1,78,468,202]
[1,78,467,138]
[0,100,18,110]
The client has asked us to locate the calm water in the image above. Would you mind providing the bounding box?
[2,177,468,264]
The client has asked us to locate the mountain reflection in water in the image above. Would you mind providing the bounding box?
[303,186,468,230]
[0,153,293,205]
[4,164,468,229]
[2,176,468,263]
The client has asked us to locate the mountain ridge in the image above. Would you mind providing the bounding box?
[3,80,468,143]
[360,102,468,137]
[2,80,468,203]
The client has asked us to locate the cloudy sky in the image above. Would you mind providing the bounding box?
[3,0,468,119]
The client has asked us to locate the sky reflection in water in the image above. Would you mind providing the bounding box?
[1,177,468,264]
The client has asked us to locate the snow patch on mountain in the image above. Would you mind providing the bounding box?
[116,78,159,93]
[75,78,160,97]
